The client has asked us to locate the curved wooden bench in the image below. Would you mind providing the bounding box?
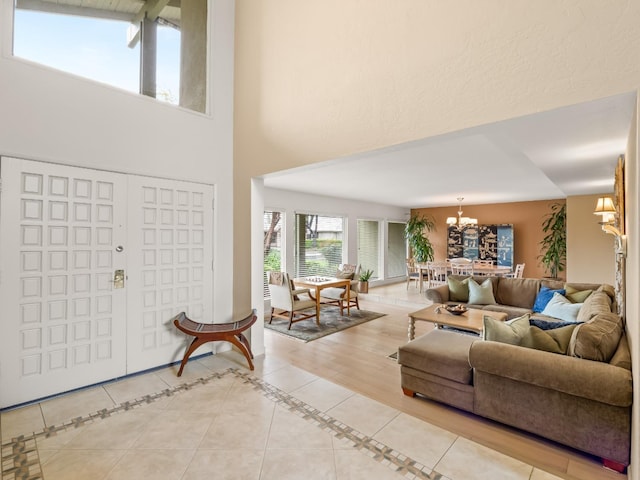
[172,310,257,375]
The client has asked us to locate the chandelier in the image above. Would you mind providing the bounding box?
[446,197,477,227]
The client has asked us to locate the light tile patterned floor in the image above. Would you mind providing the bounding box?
[1,353,564,480]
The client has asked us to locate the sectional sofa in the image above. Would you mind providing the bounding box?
[397,275,632,472]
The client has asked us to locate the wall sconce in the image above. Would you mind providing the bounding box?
[594,196,627,257]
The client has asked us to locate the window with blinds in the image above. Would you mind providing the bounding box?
[294,213,344,277]
[263,210,283,297]
[387,221,407,278]
[357,220,379,280]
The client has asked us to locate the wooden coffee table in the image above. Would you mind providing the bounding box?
[407,304,508,340]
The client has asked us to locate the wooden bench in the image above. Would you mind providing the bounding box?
[172,310,257,375]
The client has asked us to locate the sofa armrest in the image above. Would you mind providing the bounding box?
[424,285,450,304]
[469,341,632,407]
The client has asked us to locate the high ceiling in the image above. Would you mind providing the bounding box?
[263,92,636,209]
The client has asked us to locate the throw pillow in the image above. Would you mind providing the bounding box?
[568,312,622,362]
[484,314,577,354]
[564,285,593,303]
[576,291,612,323]
[335,270,355,280]
[483,314,530,344]
[448,276,470,302]
[532,286,565,313]
[529,318,582,330]
[468,278,496,305]
[541,292,583,323]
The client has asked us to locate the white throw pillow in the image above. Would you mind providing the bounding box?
[468,278,496,305]
[541,292,583,323]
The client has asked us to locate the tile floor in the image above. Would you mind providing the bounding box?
[1,349,565,480]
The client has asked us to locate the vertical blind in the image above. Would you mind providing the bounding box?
[263,210,282,297]
[294,213,344,278]
[357,219,379,280]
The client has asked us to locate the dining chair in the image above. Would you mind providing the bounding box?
[472,259,493,276]
[268,271,318,329]
[427,262,448,287]
[450,262,474,276]
[505,263,525,278]
[320,264,361,315]
[406,259,420,290]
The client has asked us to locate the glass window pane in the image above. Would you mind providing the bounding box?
[387,221,406,278]
[294,214,343,277]
[357,220,379,280]
[263,211,282,298]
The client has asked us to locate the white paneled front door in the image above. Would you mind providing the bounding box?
[0,158,213,408]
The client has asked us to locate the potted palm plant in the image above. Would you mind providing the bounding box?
[404,214,436,263]
[538,202,566,279]
[358,269,374,293]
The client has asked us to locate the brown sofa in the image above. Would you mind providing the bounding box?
[398,277,633,472]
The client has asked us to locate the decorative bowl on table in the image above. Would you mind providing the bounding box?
[444,304,468,316]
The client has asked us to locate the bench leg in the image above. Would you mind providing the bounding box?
[227,335,255,371]
[177,336,208,377]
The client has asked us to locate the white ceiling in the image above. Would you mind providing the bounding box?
[263,92,636,209]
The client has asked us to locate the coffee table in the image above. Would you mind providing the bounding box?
[407,304,508,340]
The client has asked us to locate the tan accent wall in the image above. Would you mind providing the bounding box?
[411,200,564,280]
[566,194,616,285]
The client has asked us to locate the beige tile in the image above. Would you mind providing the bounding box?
[103,371,171,405]
[163,381,233,413]
[247,352,291,377]
[327,394,400,437]
[36,423,85,450]
[155,360,215,387]
[37,448,60,465]
[199,411,274,450]
[290,377,355,412]
[220,382,279,415]
[373,412,458,470]
[261,448,336,480]
[182,449,265,480]
[105,449,196,480]
[40,387,115,426]
[40,449,125,480]
[267,405,334,449]
[196,351,253,372]
[334,449,412,480]
[435,436,533,480]
[261,364,318,392]
[132,409,212,449]
[63,409,155,450]
[1,404,44,441]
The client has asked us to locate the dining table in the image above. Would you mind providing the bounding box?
[292,276,352,319]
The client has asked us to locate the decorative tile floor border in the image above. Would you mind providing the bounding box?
[1,369,445,480]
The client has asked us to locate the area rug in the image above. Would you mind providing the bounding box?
[264,306,385,342]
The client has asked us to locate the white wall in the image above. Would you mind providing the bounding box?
[264,187,409,282]
[0,1,236,322]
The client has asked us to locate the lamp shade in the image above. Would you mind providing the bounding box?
[594,197,616,215]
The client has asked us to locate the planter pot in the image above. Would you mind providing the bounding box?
[358,281,369,293]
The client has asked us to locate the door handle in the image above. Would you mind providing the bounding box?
[113,269,125,289]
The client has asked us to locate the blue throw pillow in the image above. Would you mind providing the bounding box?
[532,286,566,313]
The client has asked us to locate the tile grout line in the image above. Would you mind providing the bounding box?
[2,368,446,480]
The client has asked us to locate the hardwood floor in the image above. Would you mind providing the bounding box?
[263,284,626,480]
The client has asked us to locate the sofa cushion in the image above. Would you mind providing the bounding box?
[541,292,583,323]
[448,276,470,302]
[532,286,566,313]
[484,314,577,354]
[398,329,477,385]
[568,311,622,362]
[495,277,541,309]
[482,304,533,321]
[468,278,496,305]
[564,285,593,303]
[576,291,612,323]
